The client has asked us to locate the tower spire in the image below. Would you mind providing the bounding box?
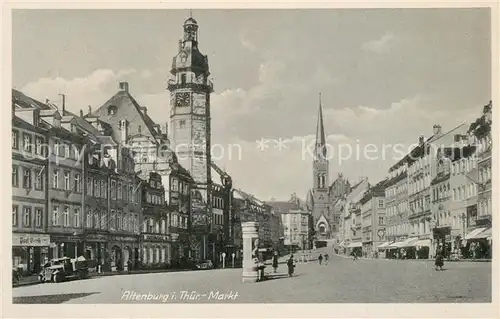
[315,92,327,160]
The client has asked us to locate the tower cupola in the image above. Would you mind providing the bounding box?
[169,13,212,90]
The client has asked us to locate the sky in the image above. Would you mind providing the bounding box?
[12,8,492,201]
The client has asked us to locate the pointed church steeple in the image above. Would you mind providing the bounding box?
[315,93,327,161]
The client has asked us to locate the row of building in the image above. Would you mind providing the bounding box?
[336,102,493,260]
[273,95,492,261]
[12,16,284,274]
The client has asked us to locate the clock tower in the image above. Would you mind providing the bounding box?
[168,16,213,227]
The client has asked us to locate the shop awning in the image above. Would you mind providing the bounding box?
[412,239,432,247]
[377,241,392,249]
[465,227,486,240]
[347,241,362,248]
[387,237,419,249]
[471,227,491,240]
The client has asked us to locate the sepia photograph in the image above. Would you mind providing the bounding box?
[5,3,497,313]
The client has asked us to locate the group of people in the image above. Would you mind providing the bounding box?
[270,252,331,277]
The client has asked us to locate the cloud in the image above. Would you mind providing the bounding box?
[141,69,153,79]
[239,31,257,52]
[362,33,396,54]
[21,68,137,112]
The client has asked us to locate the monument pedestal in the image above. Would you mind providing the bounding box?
[242,221,259,283]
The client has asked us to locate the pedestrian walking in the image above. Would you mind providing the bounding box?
[324,253,329,265]
[435,250,444,271]
[287,255,295,277]
[351,251,358,261]
[318,254,323,265]
[272,251,279,273]
[127,259,132,273]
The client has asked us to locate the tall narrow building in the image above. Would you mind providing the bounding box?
[167,16,214,259]
[311,94,331,238]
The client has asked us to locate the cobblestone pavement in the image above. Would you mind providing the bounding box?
[12,255,491,303]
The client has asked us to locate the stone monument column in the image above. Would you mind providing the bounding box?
[242,221,259,283]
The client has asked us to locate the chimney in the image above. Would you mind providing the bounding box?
[433,124,442,135]
[80,109,84,117]
[59,94,66,114]
[140,106,147,115]
[119,82,129,93]
[88,105,92,115]
[178,39,183,51]
[164,122,168,135]
[419,135,424,144]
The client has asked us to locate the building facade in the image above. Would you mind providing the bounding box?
[282,209,311,251]
[360,181,387,258]
[141,172,171,267]
[12,104,49,274]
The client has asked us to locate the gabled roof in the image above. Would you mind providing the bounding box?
[91,88,159,142]
[266,201,301,217]
[12,89,50,110]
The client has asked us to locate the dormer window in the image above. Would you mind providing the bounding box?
[108,105,117,116]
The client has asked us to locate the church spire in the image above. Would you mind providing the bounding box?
[315,93,327,160]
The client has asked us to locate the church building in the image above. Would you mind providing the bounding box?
[306,95,351,242]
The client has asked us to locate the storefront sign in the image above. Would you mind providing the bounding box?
[143,234,170,242]
[13,233,50,247]
[110,236,138,242]
[86,234,108,242]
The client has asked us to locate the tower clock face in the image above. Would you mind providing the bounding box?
[175,92,191,107]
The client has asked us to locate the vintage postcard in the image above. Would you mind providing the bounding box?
[2,1,498,318]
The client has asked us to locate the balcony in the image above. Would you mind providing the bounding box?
[167,78,214,93]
